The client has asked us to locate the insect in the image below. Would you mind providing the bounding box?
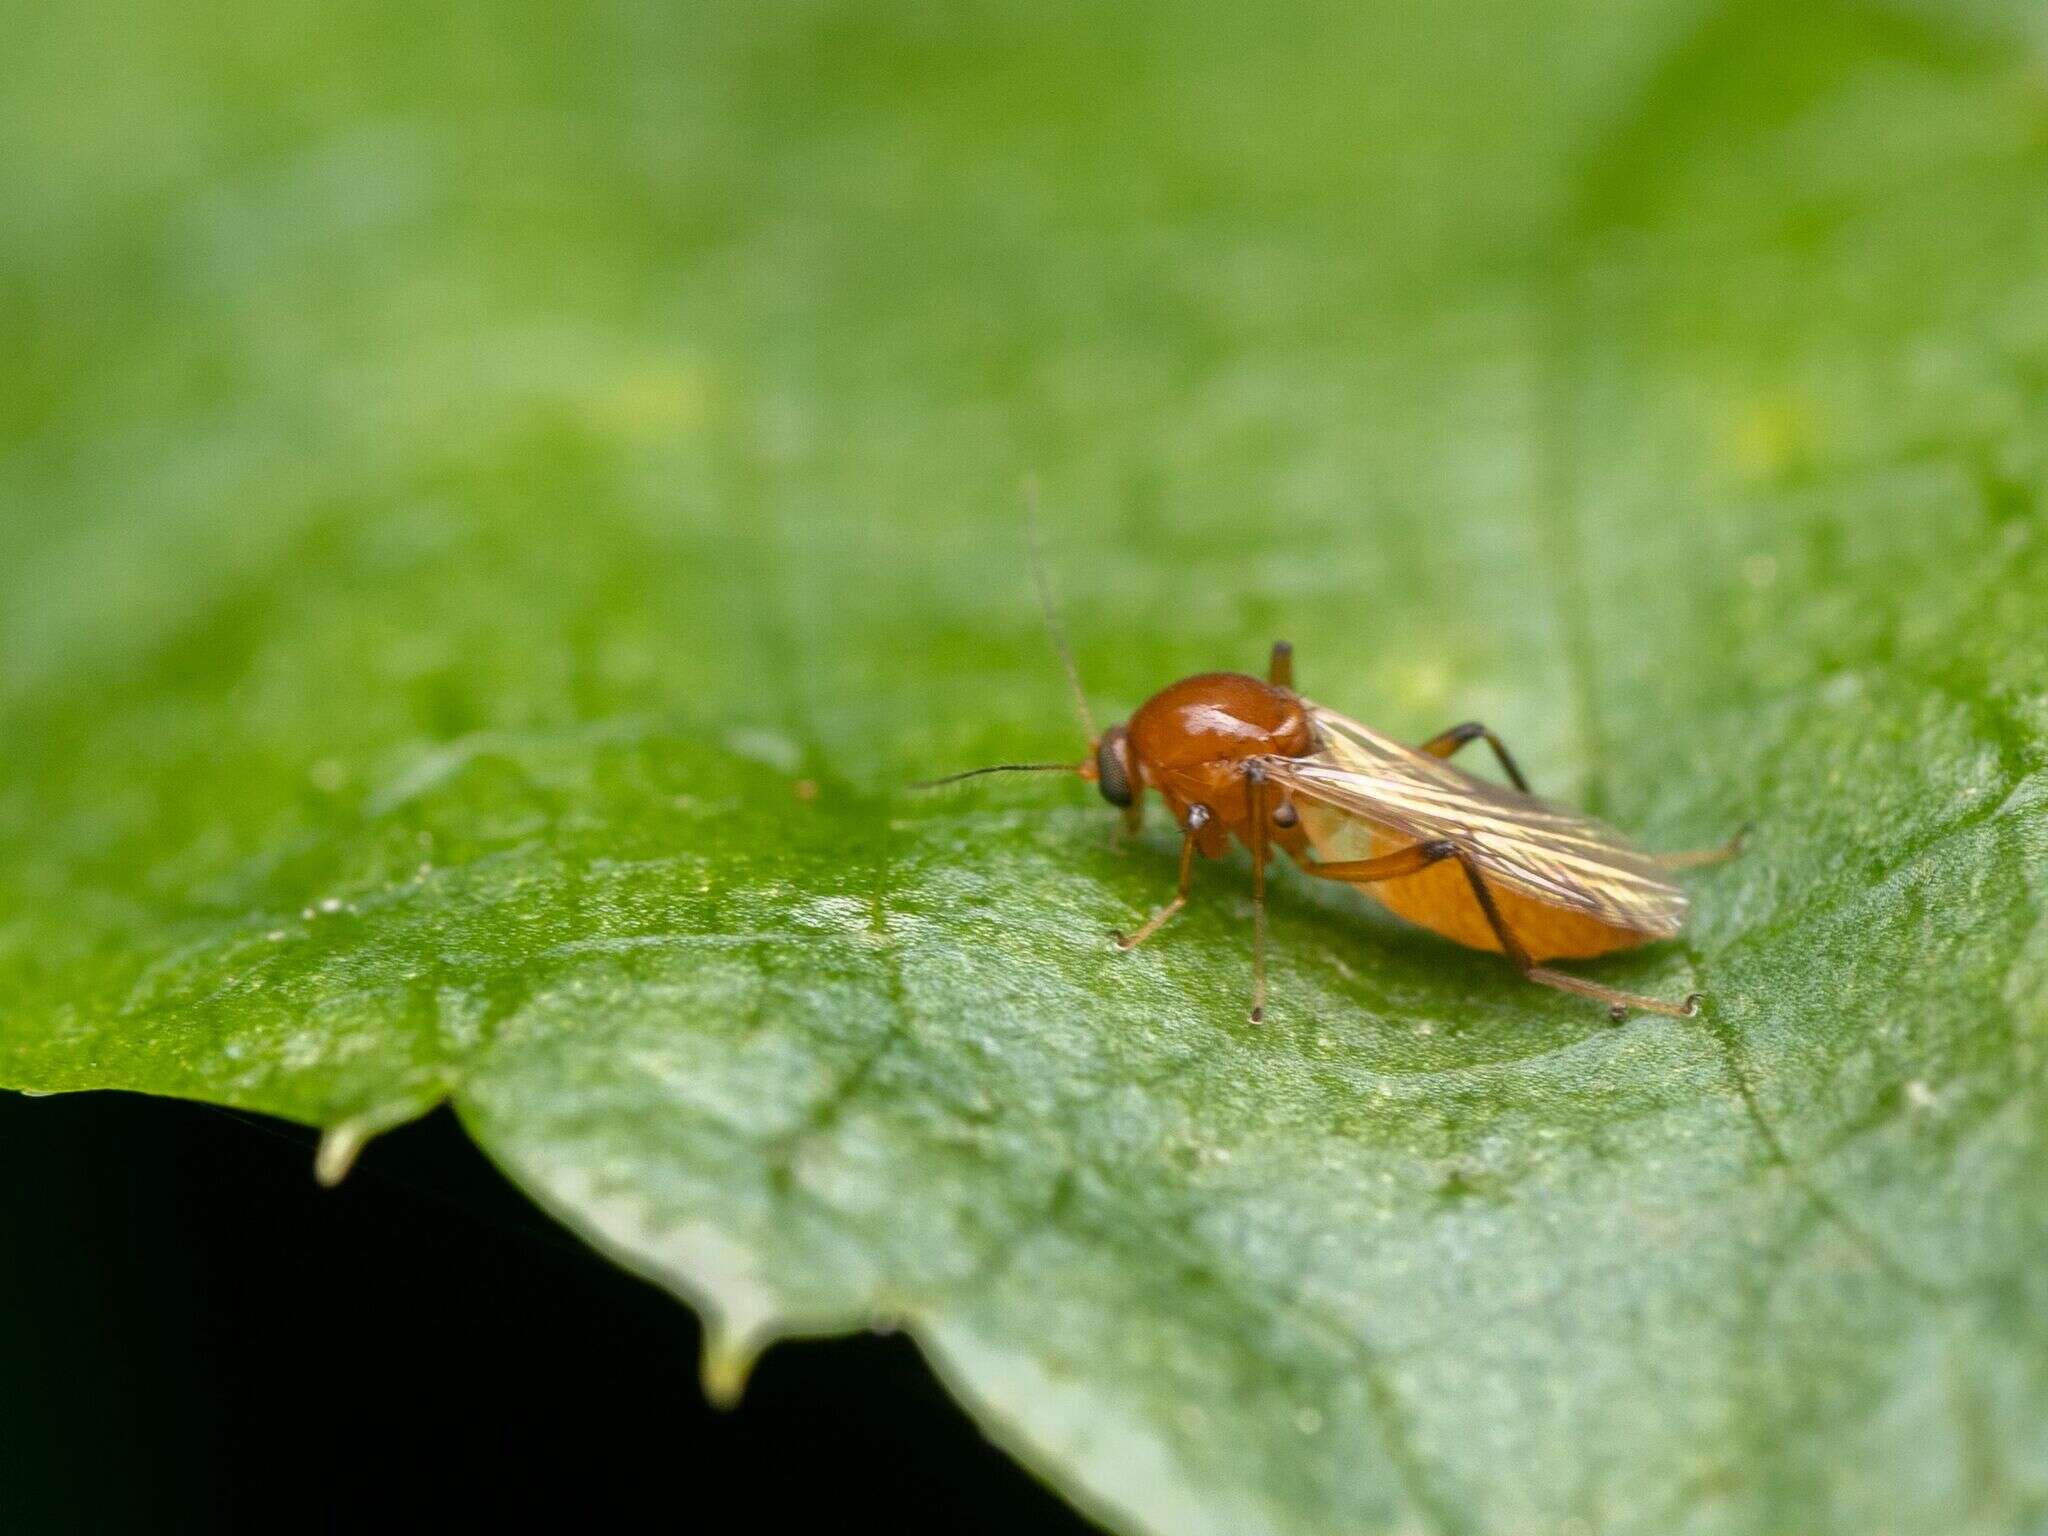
[924,512,1742,1024]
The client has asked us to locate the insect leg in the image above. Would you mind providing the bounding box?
[1452,854,1700,1020]
[1417,721,1531,793]
[1293,839,1459,883]
[1652,824,1749,871]
[1246,763,1271,1023]
[1268,640,1295,690]
[1113,805,1209,950]
[1109,793,1144,849]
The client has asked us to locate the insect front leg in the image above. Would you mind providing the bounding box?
[1450,855,1700,1021]
[1417,721,1532,793]
[1113,804,1209,951]
[1109,792,1144,850]
[1245,762,1272,1023]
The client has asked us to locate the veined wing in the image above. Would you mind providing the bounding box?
[1263,703,1687,937]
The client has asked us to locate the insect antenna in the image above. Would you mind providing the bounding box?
[1023,475,1099,743]
[910,483,1098,794]
[912,762,1080,791]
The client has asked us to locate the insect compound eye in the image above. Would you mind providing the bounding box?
[1095,727,1133,808]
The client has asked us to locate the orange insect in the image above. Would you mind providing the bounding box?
[925,518,1742,1023]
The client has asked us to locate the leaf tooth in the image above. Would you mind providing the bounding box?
[313,1118,373,1187]
[699,1326,764,1410]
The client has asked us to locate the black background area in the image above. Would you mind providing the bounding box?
[1,1092,1107,1534]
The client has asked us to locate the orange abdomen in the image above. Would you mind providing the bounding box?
[1306,811,1649,962]
[1365,833,1645,960]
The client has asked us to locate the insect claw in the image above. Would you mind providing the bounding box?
[1249,1005,1264,1024]
[1681,992,1704,1016]
[1109,930,1128,949]
[1608,1004,1629,1024]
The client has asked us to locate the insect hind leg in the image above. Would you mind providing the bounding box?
[1652,824,1750,871]
[1417,721,1531,793]
[1522,966,1701,1020]
[1453,853,1700,1020]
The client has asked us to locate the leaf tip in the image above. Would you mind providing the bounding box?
[313,1119,371,1187]
[699,1328,763,1410]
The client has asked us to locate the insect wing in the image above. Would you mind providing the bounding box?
[1265,705,1687,936]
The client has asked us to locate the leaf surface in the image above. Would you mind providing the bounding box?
[5,2,2048,1531]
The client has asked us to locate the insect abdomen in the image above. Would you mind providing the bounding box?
[1362,834,1649,960]
[1304,810,1651,962]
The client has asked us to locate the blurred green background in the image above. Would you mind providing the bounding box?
[6,2,2048,1533]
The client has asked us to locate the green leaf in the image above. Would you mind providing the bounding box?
[6,1,2048,1531]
